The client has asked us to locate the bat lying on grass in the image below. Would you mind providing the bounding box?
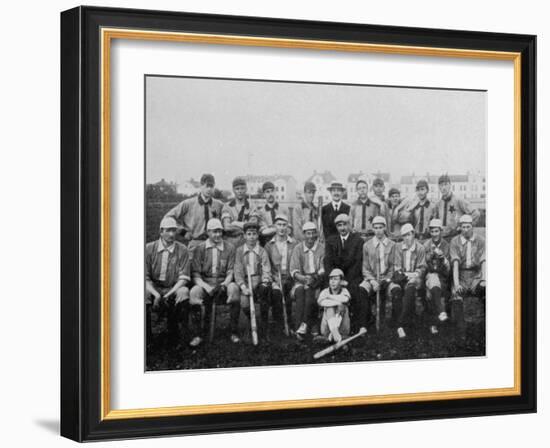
[313,327,367,360]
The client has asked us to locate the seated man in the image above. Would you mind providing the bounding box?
[189,218,241,346]
[423,219,451,334]
[264,214,297,336]
[234,221,272,341]
[318,269,351,344]
[145,217,191,346]
[449,214,486,331]
[289,222,325,340]
[359,216,399,332]
[391,223,427,338]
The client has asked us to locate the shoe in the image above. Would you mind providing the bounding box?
[397,327,406,339]
[296,322,307,335]
[438,312,449,322]
[230,334,240,344]
[189,336,203,347]
[311,325,320,337]
[430,325,439,335]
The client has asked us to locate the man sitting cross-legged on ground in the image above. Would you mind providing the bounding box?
[145,217,191,346]
[189,218,241,347]
[317,269,351,344]
[391,223,427,339]
[234,221,272,341]
[289,221,325,340]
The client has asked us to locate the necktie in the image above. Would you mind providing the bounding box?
[237,202,247,222]
[268,206,276,223]
[203,202,210,232]
[212,247,218,276]
[419,204,425,233]
[443,198,450,226]
[361,202,367,230]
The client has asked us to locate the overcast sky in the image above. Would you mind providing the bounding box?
[146,75,486,189]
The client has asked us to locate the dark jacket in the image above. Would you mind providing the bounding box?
[321,202,351,239]
[324,231,364,284]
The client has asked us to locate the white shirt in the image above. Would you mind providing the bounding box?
[157,239,176,282]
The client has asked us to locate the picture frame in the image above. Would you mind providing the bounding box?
[60,5,536,442]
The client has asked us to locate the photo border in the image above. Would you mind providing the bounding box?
[60,6,536,441]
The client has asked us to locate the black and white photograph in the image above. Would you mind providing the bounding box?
[145,75,487,371]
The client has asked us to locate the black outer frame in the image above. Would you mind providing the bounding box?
[60,6,536,442]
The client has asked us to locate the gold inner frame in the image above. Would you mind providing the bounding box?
[100,27,522,421]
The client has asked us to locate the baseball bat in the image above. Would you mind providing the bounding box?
[376,259,381,332]
[247,271,259,346]
[313,327,367,360]
[278,271,290,337]
[317,196,323,241]
[208,288,222,343]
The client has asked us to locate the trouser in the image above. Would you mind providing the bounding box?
[189,281,241,336]
[293,285,319,331]
[452,269,486,330]
[145,286,190,344]
[390,281,417,328]
[425,273,447,325]
[271,273,293,330]
[359,280,400,328]
[320,305,350,340]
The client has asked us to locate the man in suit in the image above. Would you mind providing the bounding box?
[321,181,351,240]
[324,213,367,332]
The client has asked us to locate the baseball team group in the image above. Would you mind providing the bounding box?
[146,172,485,357]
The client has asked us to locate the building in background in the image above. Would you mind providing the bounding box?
[242,174,297,204]
[177,178,201,196]
[303,170,338,203]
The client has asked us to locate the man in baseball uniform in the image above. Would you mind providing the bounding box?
[293,181,320,242]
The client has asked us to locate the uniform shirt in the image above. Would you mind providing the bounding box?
[255,202,289,230]
[449,234,486,270]
[435,193,481,239]
[145,239,190,288]
[387,202,407,240]
[265,236,297,277]
[164,194,223,240]
[292,201,319,241]
[221,199,252,233]
[318,287,350,307]
[234,243,272,286]
[290,240,325,277]
[423,238,451,276]
[191,239,235,280]
[394,240,427,277]
[350,198,383,236]
[362,236,396,283]
[407,199,437,238]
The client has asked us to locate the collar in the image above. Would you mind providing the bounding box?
[460,234,476,245]
[443,193,453,202]
[228,198,249,208]
[355,198,371,206]
[205,239,224,251]
[401,240,417,252]
[340,233,350,241]
[157,239,176,253]
[301,201,315,209]
[198,194,212,206]
[265,202,279,211]
[375,237,389,247]
[243,243,261,256]
[332,201,342,209]
[303,241,319,253]
[269,235,293,245]
[430,239,443,248]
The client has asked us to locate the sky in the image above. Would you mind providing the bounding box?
[145,75,486,190]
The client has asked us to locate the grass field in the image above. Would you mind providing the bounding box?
[146,296,485,371]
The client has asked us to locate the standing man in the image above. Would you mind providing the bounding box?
[449,215,486,331]
[324,214,367,332]
[321,181,350,240]
[423,219,451,334]
[145,217,191,345]
[387,187,406,241]
[404,179,437,241]
[256,181,289,246]
[222,176,252,248]
[290,222,325,340]
[264,214,297,335]
[359,216,400,331]
[164,173,223,257]
[435,174,480,240]
[350,179,385,241]
[372,177,387,204]
[293,181,319,241]
[189,218,241,346]
[234,221,272,341]
[391,223,427,338]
